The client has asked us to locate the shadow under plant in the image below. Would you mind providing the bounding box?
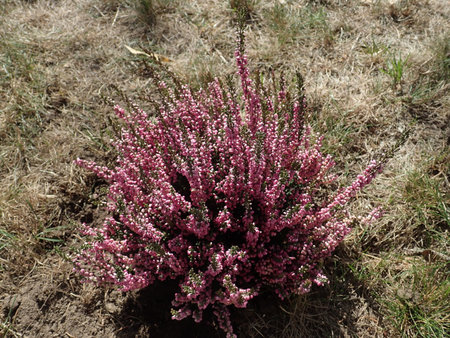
[110,250,384,337]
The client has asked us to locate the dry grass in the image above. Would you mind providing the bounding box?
[0,0,449,336]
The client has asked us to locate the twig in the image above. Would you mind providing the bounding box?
[215,48,228,64]
[404,248,450,262]
[112,6,120,27]
[93,5,105,17]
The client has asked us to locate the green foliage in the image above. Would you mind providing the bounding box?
[403,160,449,231]
[263,4,329,45]
[382,53,409,87]
[313,106,359,159]
[386,262,450,337]
[349,253,450,338]
[0,37,47,144]
[431,35,450,83]
[130,0,178,26]
[135,0,156,25]
[0,228,16,251]
[34,225,69,244]
[362,38,389,57]
[401,36,449,108]
[229,0,258,23]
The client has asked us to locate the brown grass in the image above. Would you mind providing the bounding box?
[0,0,449,336]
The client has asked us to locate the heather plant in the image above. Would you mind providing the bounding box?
[74,35,382,336]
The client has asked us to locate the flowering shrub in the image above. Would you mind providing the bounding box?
[74,40,381,336]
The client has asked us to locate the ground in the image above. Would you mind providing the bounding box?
[0,0,448,337]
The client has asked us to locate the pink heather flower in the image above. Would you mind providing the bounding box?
[359,206,384,225]
[73,43,382,336]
